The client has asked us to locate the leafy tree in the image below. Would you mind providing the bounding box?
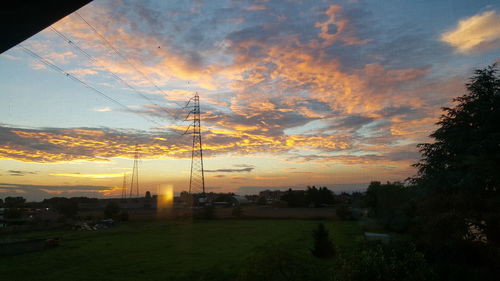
[411,65,500,278]
[0,198,4,207]
[44,197,79,218]
[104,202,120,218]
[306,186,335,207]
[4,196,26,208]
[311,223,336,258]
[365,181,414,232]
[281,188,307,207]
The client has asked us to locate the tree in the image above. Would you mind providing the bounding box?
[281,189,307,207]
[412,65,500,277]
[4,196,26,208]
[104,202,120,218]
[365,181,414,232]
[311,223,336,258]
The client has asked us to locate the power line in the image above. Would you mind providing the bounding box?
[49,26,180,121]
[74,12,185,110]
[19,44,164,127]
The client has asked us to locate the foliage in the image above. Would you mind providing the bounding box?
[4,196,26,208]
[335,242,435,281]
[411,65,500,279]
[281,188,307,207]
[104,202,120,218]
[306,186,335,207]
[43,197,79,218]
[311,223,336,258]
[336,205,352,221]
[365,181,414,232]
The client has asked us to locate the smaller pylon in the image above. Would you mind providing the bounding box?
[121,173,127,199]
[129,144,140,198]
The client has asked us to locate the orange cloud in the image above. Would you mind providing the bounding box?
[441,10,500,53]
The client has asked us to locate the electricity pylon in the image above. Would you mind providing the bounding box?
[184,93,206,197]
[129,144,140,198]
[121,173,127,199]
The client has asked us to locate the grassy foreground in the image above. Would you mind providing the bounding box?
[0,220,362,281]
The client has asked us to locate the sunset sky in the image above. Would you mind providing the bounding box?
[1,0,499,201]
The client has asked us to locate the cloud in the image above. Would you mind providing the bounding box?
[0,182,112,201]
[6,170,37,176]
[49,173,125,179]
[205,167,254,173]
[441,10,500,53]
[95,107,112,112]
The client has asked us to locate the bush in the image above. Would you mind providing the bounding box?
[335,243,435,281]
[311,223,336,259]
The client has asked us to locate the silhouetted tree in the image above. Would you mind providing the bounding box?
[412,64,500,278]
[44,197,79,218]
[281,189,307,207]
[311,223,336,258]
[4,196,26,208]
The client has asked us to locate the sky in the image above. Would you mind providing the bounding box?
[0,0,499,201]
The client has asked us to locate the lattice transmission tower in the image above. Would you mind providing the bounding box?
[129,144,140,198]
[185,93,206,196]
[121,173,127,199]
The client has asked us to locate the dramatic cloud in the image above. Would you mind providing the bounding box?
[441,10,500,53]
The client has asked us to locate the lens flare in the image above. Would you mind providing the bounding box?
[157,184,174,212]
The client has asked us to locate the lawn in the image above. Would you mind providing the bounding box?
[0,219,362,281]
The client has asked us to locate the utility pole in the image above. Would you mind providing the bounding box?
[129,144,140,198]
[185,93,206,200]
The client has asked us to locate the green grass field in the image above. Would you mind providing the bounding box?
[0,220,362,281]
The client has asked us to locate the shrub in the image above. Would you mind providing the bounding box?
[311,223,336,259]
[335,243,435,281]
